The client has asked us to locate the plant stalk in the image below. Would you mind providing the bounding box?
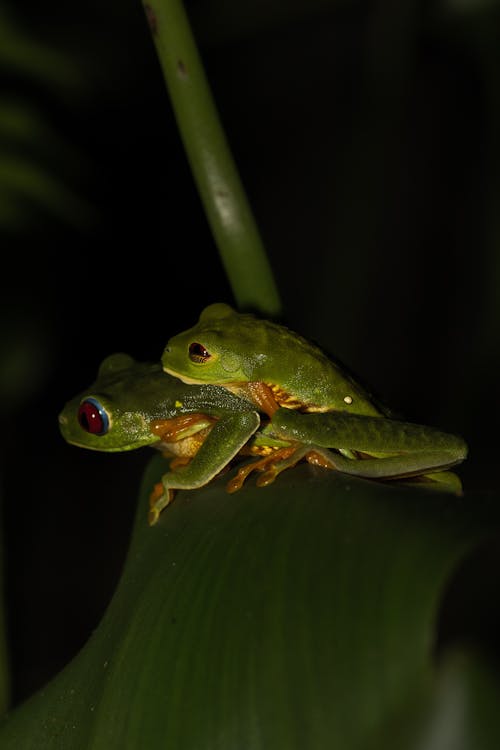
[142,0,282,317]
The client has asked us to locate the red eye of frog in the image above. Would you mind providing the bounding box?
[188,342,212,364]
[78,398,110,435]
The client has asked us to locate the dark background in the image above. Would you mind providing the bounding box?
[1,0,499,705]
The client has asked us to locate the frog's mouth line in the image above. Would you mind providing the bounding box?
[162,367,206,385]
[162,367,245,397]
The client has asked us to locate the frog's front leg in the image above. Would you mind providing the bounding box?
[148,411,260,525]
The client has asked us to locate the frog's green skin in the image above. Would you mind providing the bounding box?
[59,353,261,524]
[162,303,383,416]
[161,303,468,481]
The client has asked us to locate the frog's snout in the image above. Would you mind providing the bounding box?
[58,413,67,426]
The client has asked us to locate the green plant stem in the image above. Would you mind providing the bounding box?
[142,0,282,317]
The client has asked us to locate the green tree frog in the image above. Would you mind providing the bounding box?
[161,303,468,484]
[59,353,263,525]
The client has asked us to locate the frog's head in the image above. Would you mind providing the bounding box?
[58,353,162,452]
[162,303,254,385]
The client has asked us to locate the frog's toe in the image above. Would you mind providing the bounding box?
[256,469,278,487]
[148,507,161,526]
[226,446,304,493]
[149,482,164,508]
[256,448,309,487]
[148,483,176,525]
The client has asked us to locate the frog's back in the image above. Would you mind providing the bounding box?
[237,314,381,416]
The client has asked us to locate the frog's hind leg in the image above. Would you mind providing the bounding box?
[306,449,464,496]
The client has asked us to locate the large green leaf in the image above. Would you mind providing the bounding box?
[0,456,498,748]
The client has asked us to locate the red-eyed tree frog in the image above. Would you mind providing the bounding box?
[161,303,468,487]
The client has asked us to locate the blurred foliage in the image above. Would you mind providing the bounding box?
[0,6,94,231]
[0,0,499,746]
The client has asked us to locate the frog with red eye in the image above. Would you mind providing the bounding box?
[60,353,341,525]
[59,353,270,524]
